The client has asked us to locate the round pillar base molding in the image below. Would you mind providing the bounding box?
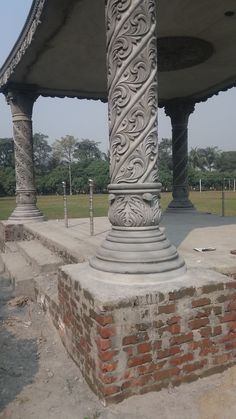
[90,225,186,277]
[8,204,45,223]
[167,198,195,210]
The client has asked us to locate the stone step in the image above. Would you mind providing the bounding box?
[16,240,64,274]
[0,251,36,299]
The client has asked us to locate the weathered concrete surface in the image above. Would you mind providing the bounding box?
[22,212,236,275]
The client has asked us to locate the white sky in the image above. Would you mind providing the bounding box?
[0,0,235,152]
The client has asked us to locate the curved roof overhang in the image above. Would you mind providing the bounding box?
[0,0,236,106]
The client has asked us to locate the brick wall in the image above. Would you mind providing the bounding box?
[41,270,236,404]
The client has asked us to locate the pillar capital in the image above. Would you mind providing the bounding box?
[5,89,38,121]
[164,99,195,126]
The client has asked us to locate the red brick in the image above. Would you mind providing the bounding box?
[213,353,233,365]
[128,354,152,367]
[158,304,176,314]
[227,300,236,311]
[171,332,193,345]
[167,316,181,325]
[137,342,152,354]
[220,331,236,343]
[158,346,181,359]
[123,346,134,358]
[170,352,194,366]
[99,373,117,384]
[94,314,113,326]
[154,367,180,381]
[221,312,236,323]
[200,327,212,338]
[153,340,162,350]
[227,321,236,331]
[201,283,224,293]
[138,361,166,376]
[122,332,148,346]
[96,338,112,351]
[100,361,118,373]
[102,385,121,396]
[183,359,207,373]
[98,350,118,362]
[225,341,236,350]
[213,325,222,336]
[188,318,209,330]
[226,281,236,289]
[98,326,116,339]
[169,287,195,300]
[192,298,211,308]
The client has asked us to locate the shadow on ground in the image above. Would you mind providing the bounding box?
[161,211,236,247]
[0,280,39,412]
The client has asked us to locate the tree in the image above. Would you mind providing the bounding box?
[52,135,78,195]
[216,151,236,173]
[33,133,52,173]
[0,138,14,168]
[74,139,102,162]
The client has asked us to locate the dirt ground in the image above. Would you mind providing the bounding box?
[1,288,236,419]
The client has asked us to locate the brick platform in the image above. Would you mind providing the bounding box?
[0,221,24,250]
[38,263,236,404]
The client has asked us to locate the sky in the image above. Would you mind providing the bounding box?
[0,1,235,152]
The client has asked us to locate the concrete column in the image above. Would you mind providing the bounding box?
[6,90,44,223]
[90,0,186,277]
[165,100,195,210]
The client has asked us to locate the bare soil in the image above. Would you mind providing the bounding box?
[1,289,236,419]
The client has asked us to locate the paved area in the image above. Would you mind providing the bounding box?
[24,211,236,274]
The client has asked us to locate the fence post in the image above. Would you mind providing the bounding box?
[199,178,202,193]
[221,179,225,217]
[62,181,68,228]
[89,179,94,236]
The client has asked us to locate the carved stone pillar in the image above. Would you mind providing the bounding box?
[165,100,195,210]
[6,90,44,222]
[90,0,185,277]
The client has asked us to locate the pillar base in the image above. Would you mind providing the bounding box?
[90,225,186,277]
[167,198,195,211]
[8,204,45,223]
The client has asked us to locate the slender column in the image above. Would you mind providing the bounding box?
[90,0,186,277]
[6,90,44,222]
[165,100,195,210]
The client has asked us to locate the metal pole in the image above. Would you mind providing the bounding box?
[234,179,236,192]
[222,179,225,217]
[199,178,202,193]
[89,179,94,236]
[62,181,68,228]
[229,179,231,191]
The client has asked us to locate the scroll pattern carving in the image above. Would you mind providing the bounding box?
[106,0,158,185]
[108,192,162,227]
[14,120,35,192]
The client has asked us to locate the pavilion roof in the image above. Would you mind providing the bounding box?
[0,0,235,106]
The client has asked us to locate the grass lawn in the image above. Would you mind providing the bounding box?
[0,191,235,220]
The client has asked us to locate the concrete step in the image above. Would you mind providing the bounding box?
[35,271,59,306]
[16,240,64,274]
[0,252,36,299]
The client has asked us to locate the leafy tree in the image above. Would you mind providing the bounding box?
[216,151,236,173]
[0,138,14,168]
[52,135,78,195]
[33,133,52,173]
[74,139,102,162]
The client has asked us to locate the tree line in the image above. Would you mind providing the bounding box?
[0,135,235,196]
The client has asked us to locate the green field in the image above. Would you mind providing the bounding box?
[0,191,235,220]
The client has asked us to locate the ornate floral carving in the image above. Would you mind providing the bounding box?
[108,192,162,227]
[13,120,35,192]
[106,0,159,185]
